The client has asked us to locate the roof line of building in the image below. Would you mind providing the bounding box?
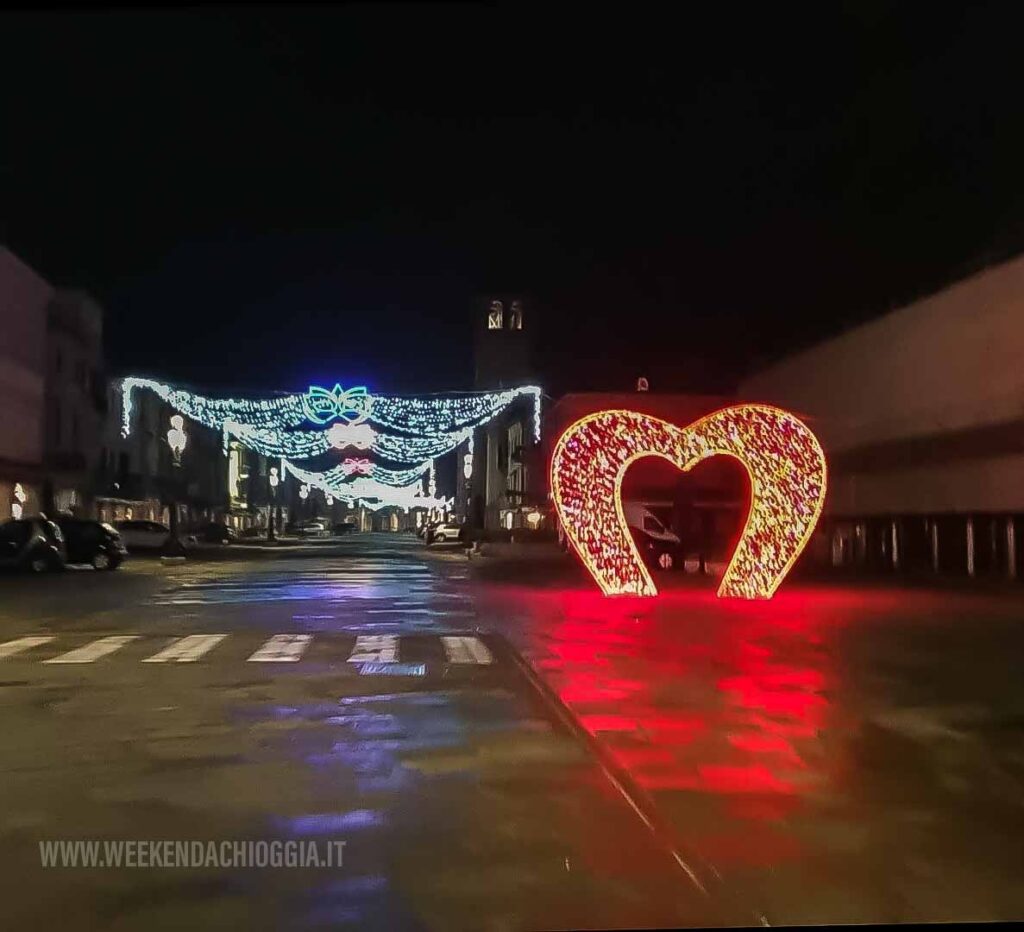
[745,242,1024,383]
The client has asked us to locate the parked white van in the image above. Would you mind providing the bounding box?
[622,502,681,570]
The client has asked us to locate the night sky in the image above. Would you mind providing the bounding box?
[5,4,1024,396]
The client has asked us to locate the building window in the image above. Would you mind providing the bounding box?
[507,421,523,466]
[509,300,523,330]
[487,300,504,330]
[506,421,524,495]
[229,445,243,502]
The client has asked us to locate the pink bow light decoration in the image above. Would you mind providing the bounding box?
[340,458,373,476]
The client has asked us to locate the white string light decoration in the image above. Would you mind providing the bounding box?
[119,378,540,506]
[283,459,452,511]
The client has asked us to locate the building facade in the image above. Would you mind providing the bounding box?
[96,379,237,529]
[43,289,106,516]
[0,250,111,522]
[739,254,1024,579]
[0,248,50,520]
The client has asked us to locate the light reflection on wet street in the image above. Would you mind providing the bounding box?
[3,536,1024,925]
[0,537,728,930]
[477,575,1024,923]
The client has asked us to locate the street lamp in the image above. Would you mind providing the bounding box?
[268,466,279,541]
[167,415,187,465]
[165,414,188,552]
[11,482,27,521]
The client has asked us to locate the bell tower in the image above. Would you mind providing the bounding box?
[460,294,540,530]
[473,294,534,389]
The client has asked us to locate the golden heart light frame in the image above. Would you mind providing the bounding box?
[550,405,827,599]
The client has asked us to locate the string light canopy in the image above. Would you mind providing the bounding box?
[550,405,827,599]
[281,459,452,512]
[120,377,541,510]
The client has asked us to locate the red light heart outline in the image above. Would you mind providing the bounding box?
[550,405,827,599]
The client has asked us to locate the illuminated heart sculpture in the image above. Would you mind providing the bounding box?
[550,405,827,599]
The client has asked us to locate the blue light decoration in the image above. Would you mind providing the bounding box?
[119,378,542,510]
[301,384,370,426]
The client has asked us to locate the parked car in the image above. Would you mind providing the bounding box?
[56,517,128,570]
[115,519,172,551]
[292,520,329,538]
[430,521,464,544]
[193,522,236,544]
[332,521,357,535]
[240,525,271,539]
[0,517,66,573]
[624,502,681,570]
[418,520,441,540]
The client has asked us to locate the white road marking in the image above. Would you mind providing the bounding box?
[0,636,55,660]
[441,635,493,665]
[347,635,398,663]
[43,636,140,664]
[364,609,475,617]
[358,662,425,676]
[142,634,228,663]
[3,633,498,670]
[246,634,312,662]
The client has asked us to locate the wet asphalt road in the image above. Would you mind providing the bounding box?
[3,534,1024,927]
[473,562,1024,925]
[0,536,728,931]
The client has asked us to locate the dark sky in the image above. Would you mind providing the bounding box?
[5,3,1024,396]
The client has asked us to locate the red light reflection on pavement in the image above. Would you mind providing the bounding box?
[477,583,893,871]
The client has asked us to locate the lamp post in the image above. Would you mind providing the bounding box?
[268,466,279,541]
[166,415,188,552]
[11,482,27,521]
[168,415,187,465]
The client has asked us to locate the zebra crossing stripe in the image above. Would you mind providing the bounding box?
[6,634,498,667]
[246,634,312,662]
[441,635,493,665]
[143,634,228,663]
[0,636,55,660]
[43,636,140,664]
[347,635,398,663]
